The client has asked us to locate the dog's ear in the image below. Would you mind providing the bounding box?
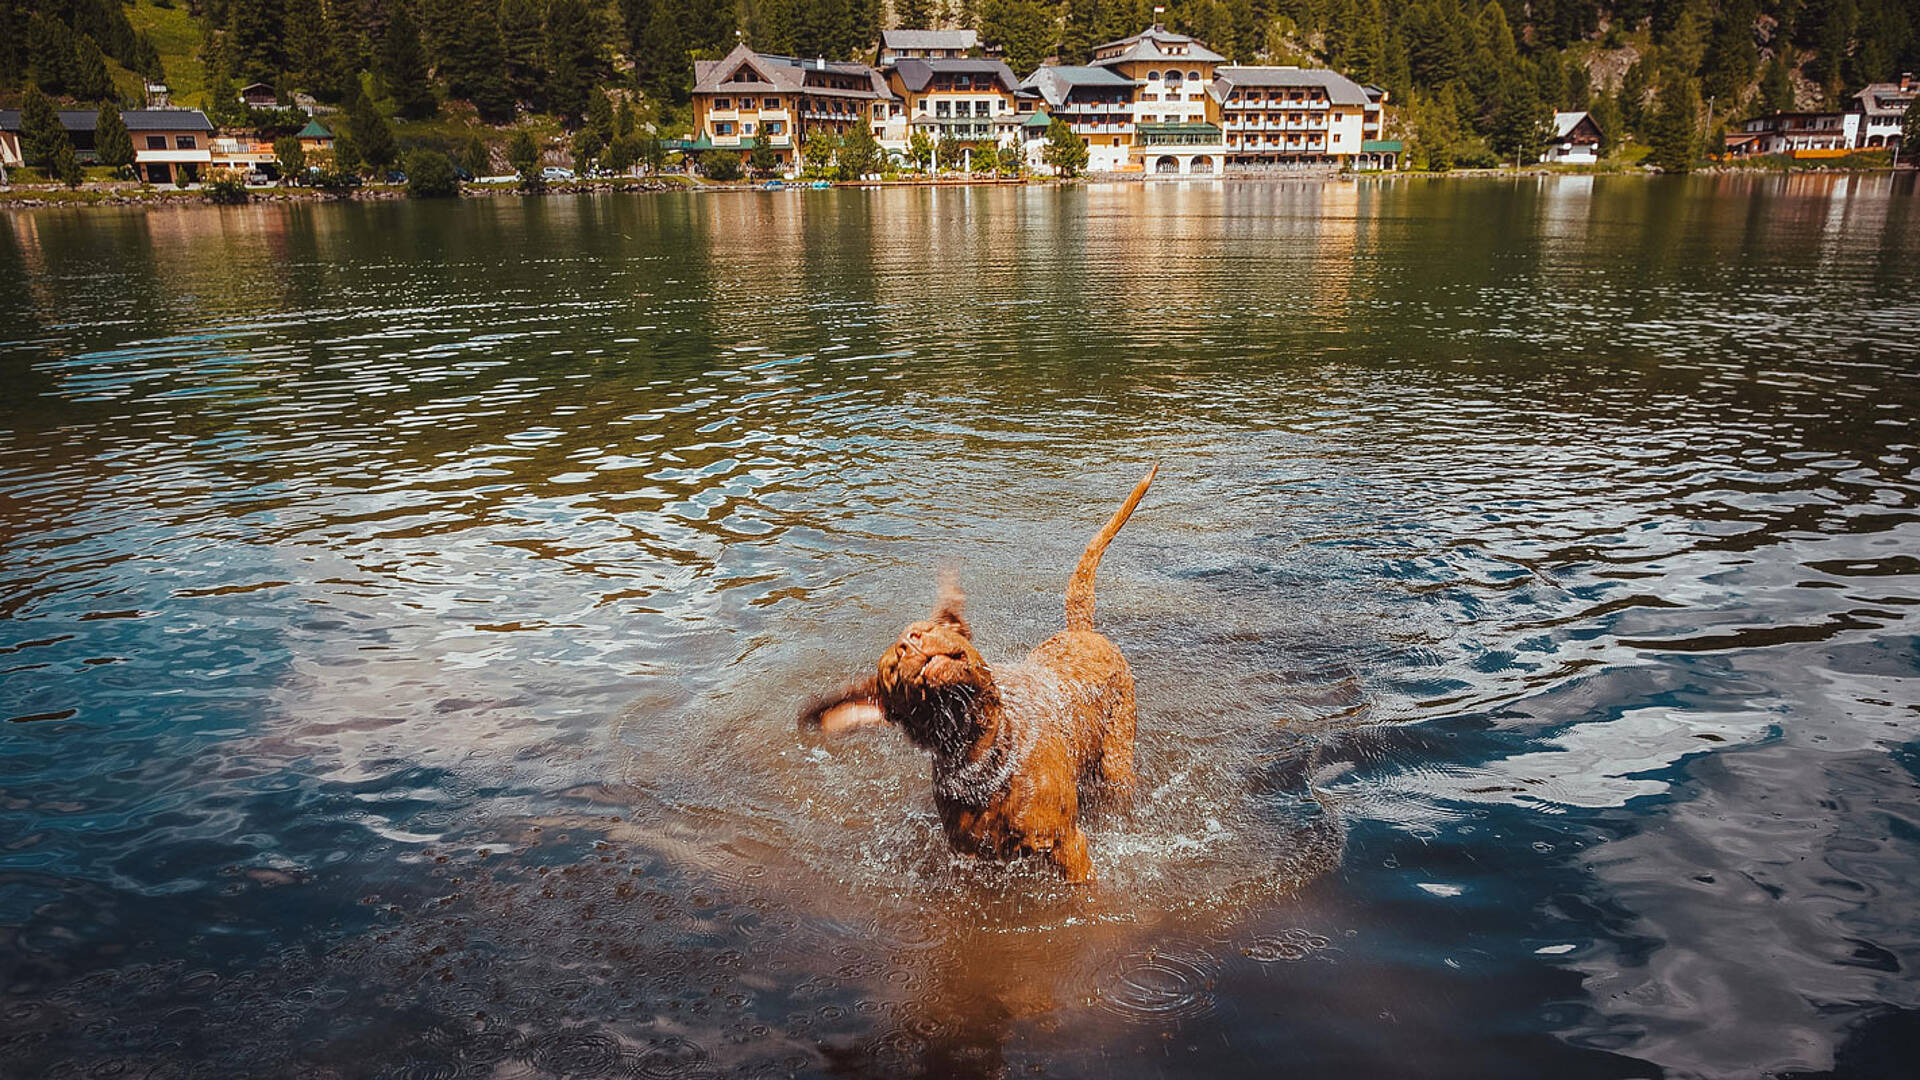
[930,568,971,639]
[798,676,889,734]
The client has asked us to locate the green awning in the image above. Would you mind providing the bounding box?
[683,136,769,151]
[1361,139,1403,152]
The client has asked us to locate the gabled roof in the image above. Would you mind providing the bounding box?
[0,108,214,134]
[1853,81,1917,116]
[1091,24,1226,66]
[1552,111,1592,139]
[881,29,978,52]
[296,118,333,139]
[1211,66,1369,106]
[693,43,890,100]
[889,58,1019,94]
[1021,65,1135,107]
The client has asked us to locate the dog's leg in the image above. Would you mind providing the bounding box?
[1096,677,1138,810]
[1050,825,1094,884]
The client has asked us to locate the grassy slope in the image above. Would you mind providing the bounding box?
[123,0,208,106]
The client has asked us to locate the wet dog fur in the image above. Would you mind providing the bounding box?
[799,467,1155,883]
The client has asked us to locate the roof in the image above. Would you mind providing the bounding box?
[1853,81,1917,116]
[693,43,889,100]
[1021,111,1055,128]
[889,58,1019,94]
[1092,24,1226,65]
[296,118,333,138]
[1552,111,1591,139]
[1021,65,1135,107]
[0,107,214,134]
[1211,66,1369,106]
[881,29,978,52]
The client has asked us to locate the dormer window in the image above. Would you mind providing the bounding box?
[1147,70,1161,81]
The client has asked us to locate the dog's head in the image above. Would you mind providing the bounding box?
[875,574,994,753]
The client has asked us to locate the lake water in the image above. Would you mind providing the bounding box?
[2,175,1917,1079]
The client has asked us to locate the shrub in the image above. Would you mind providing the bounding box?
[205,176,250,203]
[311,169,359,196]
[404,149,460,198]
[699,150,742,181]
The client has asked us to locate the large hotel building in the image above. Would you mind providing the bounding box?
[685,24,1397,175]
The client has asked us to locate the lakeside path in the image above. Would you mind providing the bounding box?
[0,173,1057,210]
[3,164,1912,209]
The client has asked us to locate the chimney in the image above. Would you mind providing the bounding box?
[817,57,826,71]
[1902,72,1914,91]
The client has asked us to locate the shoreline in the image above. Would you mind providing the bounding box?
[2,163,1910,209]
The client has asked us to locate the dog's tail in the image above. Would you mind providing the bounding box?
[1065,465,1157,633]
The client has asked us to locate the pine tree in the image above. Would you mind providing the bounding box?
[501,0,547,107]
[1491,73,1548,163]
[28,15,76,96]
[1619,57,1653,135]
[979,0,1054,76]
[544,0,601,127]
[95,105,135,174]
[446,0,514,122]
[287,3,337,95]
[72,34,114,102]
[1701,0,1758,112]
[20,86,68,170]
[464,134,490,176]
[509,128,542,184]
[378,2,437,119]
[1757,52,1794,115]
[347,85,397,171]
[53,137,84,187]
[1061,0,1102,64]
[634,0,688,106]
[229,0,287,86]
[897,0,935,27]
[1588,90,1623,153]
[1649,77,1700,173]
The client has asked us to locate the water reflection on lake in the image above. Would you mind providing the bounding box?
[1,174,1917,1079]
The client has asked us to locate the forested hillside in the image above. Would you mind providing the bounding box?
[4,0,1917,169]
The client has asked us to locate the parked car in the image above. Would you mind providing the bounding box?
[541,166,575,181]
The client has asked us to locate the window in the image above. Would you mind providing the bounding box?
[764,97,779,109]
[714,121,734,135]
[764,121,784,135]
[1188,70,1201,81]
[715,97,731,109]
[174,135,196,149]
[744,123,755,135]
[145,135,166,149]
[936,101,950,117]
[1147,70,1161,80]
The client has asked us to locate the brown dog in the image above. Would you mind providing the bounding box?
[800,467,1155,882]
